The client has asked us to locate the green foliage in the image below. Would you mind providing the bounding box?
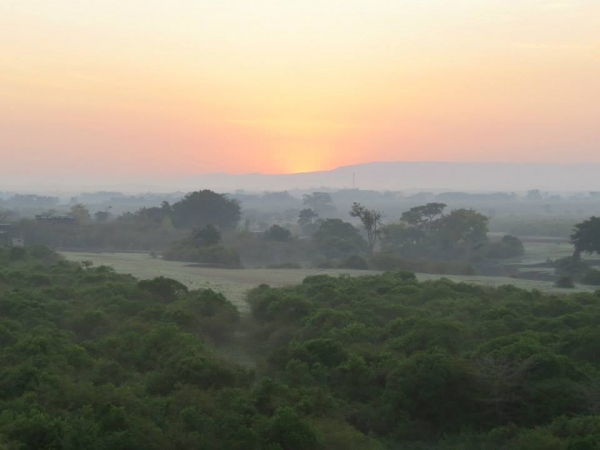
[171,190,241,230]
[338,255,369,270]
[163,227,241,267]
[264,225,292,242]
[571,216,600,256]
[247,271,600,445]
[192,224,222,247]
[555,276,575,288]
[138,276,189,302]
[486,235,525,259]
[582,268,600,286]
[385,205,489,261]
[313,219,368,259]
[2,245,600,449]
[554,256,590,278]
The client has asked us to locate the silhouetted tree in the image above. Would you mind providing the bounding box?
[171,190,241,230]
[192,224,222,247]
[264,224,292,242]
[571,216,600,259]
[303,192,335,215]
[298,209,319,227]
[349,202,383,255]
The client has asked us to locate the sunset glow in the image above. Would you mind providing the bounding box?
[1,0,599,178]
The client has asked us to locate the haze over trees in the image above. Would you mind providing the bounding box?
[1,246,600,449]
[170,190,241,230]
[349,202,383,255]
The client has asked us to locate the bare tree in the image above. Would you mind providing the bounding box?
[349,202,383,255]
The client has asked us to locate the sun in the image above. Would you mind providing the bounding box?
[277,144,332,174]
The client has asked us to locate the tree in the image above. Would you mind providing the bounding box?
[571,216,600,259]
[192,224,222,247]
[381,223,428,258]
[314,219,368,259]
[486,235,525,259]
[264,224,292,242]
[303,192,335,215]
[69,203,90,225]
[349,202,383,255]
[435,209,489,254]
[171,190,241,230]
[400,203,446,230]
[94,211,111,222]
[298,209,319,227]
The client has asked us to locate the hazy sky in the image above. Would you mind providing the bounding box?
[1,0,599,178]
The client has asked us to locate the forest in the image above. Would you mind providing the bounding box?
[1,245,600,449]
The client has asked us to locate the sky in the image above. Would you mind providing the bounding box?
[1,0,599,181]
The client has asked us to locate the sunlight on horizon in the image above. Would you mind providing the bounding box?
[1,0,599,176]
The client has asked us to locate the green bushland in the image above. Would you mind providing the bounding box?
[582,268,600,286]
[2,245,600,449]
[246,272,600,448]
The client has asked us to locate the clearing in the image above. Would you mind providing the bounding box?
[62,250,597,311]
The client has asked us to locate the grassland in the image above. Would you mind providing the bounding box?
[62,245,597,311]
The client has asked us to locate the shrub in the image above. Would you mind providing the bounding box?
[263,224,292,242]
[555,276,575,288]
[554,256,590,277]
[581,268,600,286]
[486,235,525,258]
[338,255,369,270]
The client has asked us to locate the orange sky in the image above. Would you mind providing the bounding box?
[1,0,599,177]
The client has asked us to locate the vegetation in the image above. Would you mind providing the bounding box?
[170,190,241,230]
[313,219,368,260]
[349,202,383,255]
[571,216,600,258]
[2,245,600,449]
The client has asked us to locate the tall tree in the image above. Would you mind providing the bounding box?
[313,219,368,259]
[69,203,90,225]
[571,216,600,259]
[401,203,446,230]
[171,190,241,230]
[298,208,319,227]
[302,192,335,215]
[435,209,488,253]
[349,202,383,255]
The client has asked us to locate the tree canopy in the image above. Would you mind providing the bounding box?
[349,202,383,255]
[313,218,368,259]
[571,216,600,257]
[171,190,241,230]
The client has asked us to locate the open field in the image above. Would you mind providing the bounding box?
[516,241,574,264]
[62,250,598,311]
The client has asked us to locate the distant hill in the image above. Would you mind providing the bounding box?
[182,162,600,193]
[4,162,599,194]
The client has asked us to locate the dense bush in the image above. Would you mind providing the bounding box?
[554,255,590,277]
[338,255,369,270]
[485,234,525,258]
[246,271,600,447]
[555,275,575,288]
[2,245,600,449]
[582,268,600,286]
